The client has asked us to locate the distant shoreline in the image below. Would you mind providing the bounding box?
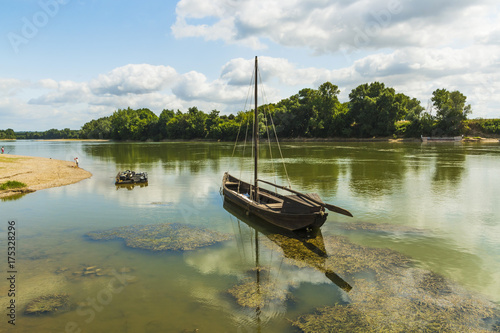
[0,154,92,198]
[3,137,498,143]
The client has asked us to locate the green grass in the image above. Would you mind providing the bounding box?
[0,180,27,190]
[0,156,24,163]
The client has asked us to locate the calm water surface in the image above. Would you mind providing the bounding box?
[1,140,499,332]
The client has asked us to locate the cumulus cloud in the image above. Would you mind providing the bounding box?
[29,81,91,105]
[89,64,179,96]
[171,0,499,53]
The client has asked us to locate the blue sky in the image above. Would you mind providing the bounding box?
[1,0,499,131]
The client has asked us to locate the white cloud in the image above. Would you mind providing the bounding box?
[29,81,91,105]
[89,64,179,96]
[171,0,499,54]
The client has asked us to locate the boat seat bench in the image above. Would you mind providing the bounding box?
[257,191,284,203]
[263,202,283,210]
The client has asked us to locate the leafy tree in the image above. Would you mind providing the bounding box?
[431,89,472,135]
[315,82,341,137]
[0,129,16,139]
[348,82,411,137]
[164,107,207,140]
[157,109,175,140]
[206,109,222,139]
[219,118,240,140]
[110,108,158,141]
[81,117,112,139]
[331,102,351,137]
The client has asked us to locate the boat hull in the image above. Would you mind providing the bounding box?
[421,136,462,142]
[222,173,327,232]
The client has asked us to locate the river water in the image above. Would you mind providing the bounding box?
[1,140,499,332]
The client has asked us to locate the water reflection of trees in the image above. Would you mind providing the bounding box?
[259,144,346,195]
[83,142,235,174]
[431,146,466,185]
[346,145,408,196]
[82,142,466,196]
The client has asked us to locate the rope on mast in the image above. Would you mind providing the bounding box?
[257,69,292,189]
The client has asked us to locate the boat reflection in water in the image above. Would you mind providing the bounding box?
[223,199,352,293]
[115,183,148,191]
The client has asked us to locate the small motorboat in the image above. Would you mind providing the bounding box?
[115,170,148,185]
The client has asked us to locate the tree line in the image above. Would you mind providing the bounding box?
[15,128,80,140]
[79,82,474,140]
[4,81,499,141]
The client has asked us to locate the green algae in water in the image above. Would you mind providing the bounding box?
[291,235,500,332]
[261,232,499,332]
[24,294,70,315]
[294,274,499,333]
[228,278,290,309]
[266,233,411,276]
[86,223,231,251]
[228,267,291,309]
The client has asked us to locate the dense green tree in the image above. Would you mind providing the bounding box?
[431,89,472,136]
[348,82,412,137]
[314,82,341,137]
[205,109,222,139]
[110,108,158,141]
[163,107,207,139]
[219,118,240,140]
[80,117,112,139]
[274,88,319,137]
[157,109,175,140]
[332,102,352,137]
[0,128,16,139]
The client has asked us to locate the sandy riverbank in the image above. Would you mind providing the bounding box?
[0,154,92,198]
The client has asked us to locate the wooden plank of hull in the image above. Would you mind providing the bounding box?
[222,174,327,231]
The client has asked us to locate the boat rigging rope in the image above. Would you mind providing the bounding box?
[231,67,255,159]
[232,67,256,190]
[257,70,292,189]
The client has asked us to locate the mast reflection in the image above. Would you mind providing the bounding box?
[224,199,352,292]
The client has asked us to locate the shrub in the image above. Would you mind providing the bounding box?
[0,181,27,190]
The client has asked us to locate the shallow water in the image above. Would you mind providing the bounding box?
[1,140,499,332]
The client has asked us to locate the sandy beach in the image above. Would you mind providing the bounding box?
[0,154,92,198]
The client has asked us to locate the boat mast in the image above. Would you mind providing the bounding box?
[253,56,259,203]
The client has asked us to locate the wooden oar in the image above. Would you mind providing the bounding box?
[256,179,353,217]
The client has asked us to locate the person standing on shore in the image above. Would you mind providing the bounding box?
[1,147,4,154]
[74,157,79,167]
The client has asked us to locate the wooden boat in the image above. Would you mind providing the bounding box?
[222,56,352,232]
[115,170,148,185]
[421,135,462,142]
